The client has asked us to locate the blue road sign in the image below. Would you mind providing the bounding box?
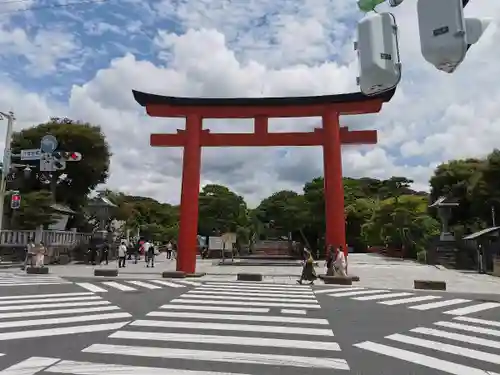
[40,135,58,153]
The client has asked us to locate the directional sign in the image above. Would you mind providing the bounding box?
[40,135,58,153]
[21,149,41,160]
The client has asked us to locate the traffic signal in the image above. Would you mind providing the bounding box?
[356,12,402,96]
[52,151,66,171]
[10,191,21,209]
[65,152,82,162]
[417,0,491,73]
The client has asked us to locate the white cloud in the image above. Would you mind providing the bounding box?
[0,0,498,207]
[0,27,78,76]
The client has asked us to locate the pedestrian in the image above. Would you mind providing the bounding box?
[478,244,485,274]
[35,241,46,268]
[297,248,317,285]
[171,241,177,259]
[141,239,152,267]
[325,245,335,276]
[100,241,109,265]
[118,241,127,268]
[166,241,173,259]
[23,238,36,270]
[146,242,156,268]
[333,246,348,277]
[88,245,97,265]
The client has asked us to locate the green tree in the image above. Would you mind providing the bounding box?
[10,117,111,208]
[256,190,309,236]
[469,150,500,227]
[362,195,439,257]
[9,191,60,229]
[302,177,326,250]
[301,176,424,253]
[198,184,248,236]
[106,192,179,241]
[429,158,484,231]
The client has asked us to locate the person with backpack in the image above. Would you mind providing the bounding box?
[141,239,155,268]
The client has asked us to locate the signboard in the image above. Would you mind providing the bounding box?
[208,236,224,250]
[21,149,41,160]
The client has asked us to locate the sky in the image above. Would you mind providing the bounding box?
[0,0,499,207]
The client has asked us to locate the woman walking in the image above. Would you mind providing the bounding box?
[333,246,348,277]
[325,245,335,276]
[35,241,46,268]
[297,248,317,285]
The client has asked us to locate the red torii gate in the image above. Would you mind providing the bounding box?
[133,89,395,274]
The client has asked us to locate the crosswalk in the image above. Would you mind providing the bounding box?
[0,272,71,287]
[315,286,500,316]
[0,292,130,341]
[354,315,500,375]
[34,281,349,374]
[75,279,202,292]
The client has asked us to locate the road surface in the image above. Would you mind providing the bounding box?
[0,274,498,374]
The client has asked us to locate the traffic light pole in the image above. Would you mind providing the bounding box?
[0,111,14,232]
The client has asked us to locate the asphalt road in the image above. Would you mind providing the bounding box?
[0,274,498,374]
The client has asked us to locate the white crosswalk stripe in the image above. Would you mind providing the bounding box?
[354,316,500,375]
[0,292,130,341]
[0,357,59,375]
[0,272,71,287]
[77,279,189,292]
[41,283,350,374]
[318,286,500,316]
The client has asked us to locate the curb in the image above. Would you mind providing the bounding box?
[237,273,263,282]
[162,271,186,279]
[322,276,353,285]
[319,275,360,282]
[186,273,206,278]
[414,279,446,291]
[94,269,118,277]
[26,267,49,275]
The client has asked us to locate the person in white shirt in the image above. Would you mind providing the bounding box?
[118,241,127,268]
[333,246,348,277]
[166,241,173,259]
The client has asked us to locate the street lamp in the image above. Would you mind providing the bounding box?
[0,111,15,232]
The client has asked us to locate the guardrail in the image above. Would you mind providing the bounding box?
[0,229,92,247]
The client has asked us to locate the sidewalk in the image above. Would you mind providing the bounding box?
[6,253,500,293]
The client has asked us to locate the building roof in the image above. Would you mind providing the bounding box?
[429,196,460,208]
[463,227,500,240]
[88,196,117,208]
[50,203,76,214]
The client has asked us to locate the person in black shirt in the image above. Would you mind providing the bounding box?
[100,242,109,265]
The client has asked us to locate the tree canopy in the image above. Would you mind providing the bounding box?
[9,114,500,257]
[10,117,110,209]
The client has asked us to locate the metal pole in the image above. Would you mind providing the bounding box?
[492,206,496,227]
[0,111,14,232]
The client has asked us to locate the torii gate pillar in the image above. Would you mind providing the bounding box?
[177,114,202,273]
[323,110,346,252]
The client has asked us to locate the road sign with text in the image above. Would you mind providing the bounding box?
[21,149,41,161]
